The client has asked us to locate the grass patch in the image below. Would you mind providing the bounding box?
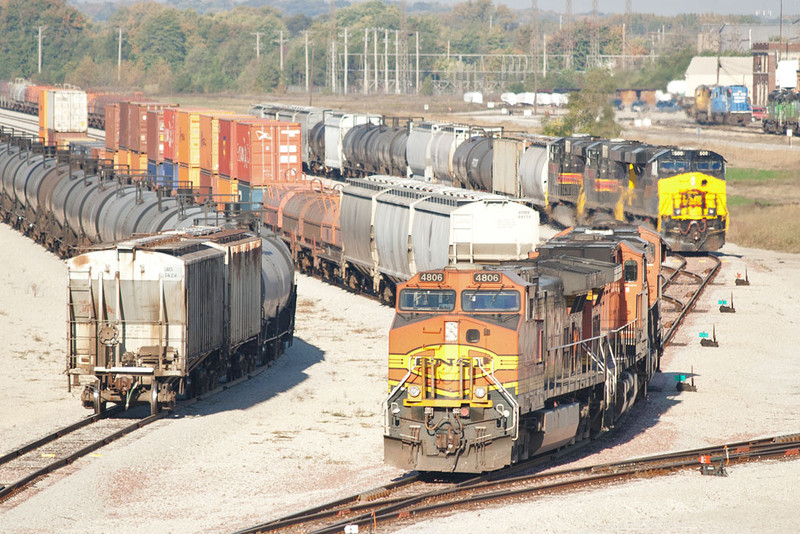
[728,203,800,253]
[726,167,800,184]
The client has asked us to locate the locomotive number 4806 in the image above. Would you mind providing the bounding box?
[473,272,501,283]
[419,272,445,283]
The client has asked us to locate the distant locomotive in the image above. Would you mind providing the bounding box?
[383,224,664,473]
[762,89,800,135]
[692,84,752,126]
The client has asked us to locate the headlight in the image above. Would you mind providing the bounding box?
[445,321,458,342]
[408,386,421,398]
[474,386,487,399]
[708,208,716,216]
[673,208,681,216]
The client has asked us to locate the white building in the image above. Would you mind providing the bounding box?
[683,57,753,97]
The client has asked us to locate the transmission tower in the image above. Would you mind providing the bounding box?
[591,0,600,68]
[399,0,409,94]
[531,0,539,111]
[565,0,573,70]
[624,0,632,68]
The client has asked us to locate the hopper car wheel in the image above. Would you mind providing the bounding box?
[93,389,106,416]
[150,384,160,415]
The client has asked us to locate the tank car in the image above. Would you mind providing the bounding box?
[383,224,663,473]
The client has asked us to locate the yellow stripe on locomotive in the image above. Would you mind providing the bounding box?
[388,344,519,406]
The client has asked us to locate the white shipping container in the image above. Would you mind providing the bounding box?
[46,90,88,133]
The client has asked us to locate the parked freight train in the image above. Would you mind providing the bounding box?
[692,84,752,126]
[761,89,800,135]
[383,224,664,473]
[250,103,728,252]
[260,176,540,304]
[0,128,297,415]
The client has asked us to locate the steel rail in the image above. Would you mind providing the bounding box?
[0,359,275,503]
[0,410,168,502]
[662,254,721,346]
[0,405,124,468]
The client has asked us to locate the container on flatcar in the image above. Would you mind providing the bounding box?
[234,120,303,186]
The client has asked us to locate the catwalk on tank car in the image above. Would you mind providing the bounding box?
[383,224,664,473]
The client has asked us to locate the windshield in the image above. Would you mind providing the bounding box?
[398,289,456,312]
[461,290,520,312]
[659,159,690,176]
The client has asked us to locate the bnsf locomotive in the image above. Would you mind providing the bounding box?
[383,225,663,473]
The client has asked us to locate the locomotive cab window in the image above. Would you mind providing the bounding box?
[624,260,638,282]
[462,290,520,312]
[398,289,456,312]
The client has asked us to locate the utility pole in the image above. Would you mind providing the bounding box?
[344,28,349,96]
[117,28,123,82]
[251,32,262,60]
[37,26,47,74]
[415,31,419,95]
[531,0,539,114]
[364,28,369,95]
[395,30,400,95]
[329,0,336,93]
[716,23,725,85]
[276,30,285,72]
[310,42,315,106]
[304,31,310,94]
[373,28,378,92]
[384,29,389,95]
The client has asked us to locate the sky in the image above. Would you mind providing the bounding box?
[466,0,797,17]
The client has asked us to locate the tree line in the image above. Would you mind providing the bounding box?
[0,0,747,96]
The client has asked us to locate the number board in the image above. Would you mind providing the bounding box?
[419,272,444,283]
[473,272,501,284]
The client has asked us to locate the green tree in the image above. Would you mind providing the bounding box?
[134,9,187,70]
[542,69,620,138]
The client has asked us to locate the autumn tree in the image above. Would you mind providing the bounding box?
[542,69,621,138]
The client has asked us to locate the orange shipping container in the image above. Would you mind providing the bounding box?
[177,109,202,167]
[105,104,119,151]
[163,107,178,161]
[115,149,130,169]
[178,164,201,189]
[235,120,303,186]
[199,112,239,173]
[146,109,165,162]
[129,102,175,153]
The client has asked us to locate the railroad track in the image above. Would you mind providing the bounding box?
[0,406,166,504]
[660,253,721,346]
[237,433,800,533]
[0,361,274,506]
